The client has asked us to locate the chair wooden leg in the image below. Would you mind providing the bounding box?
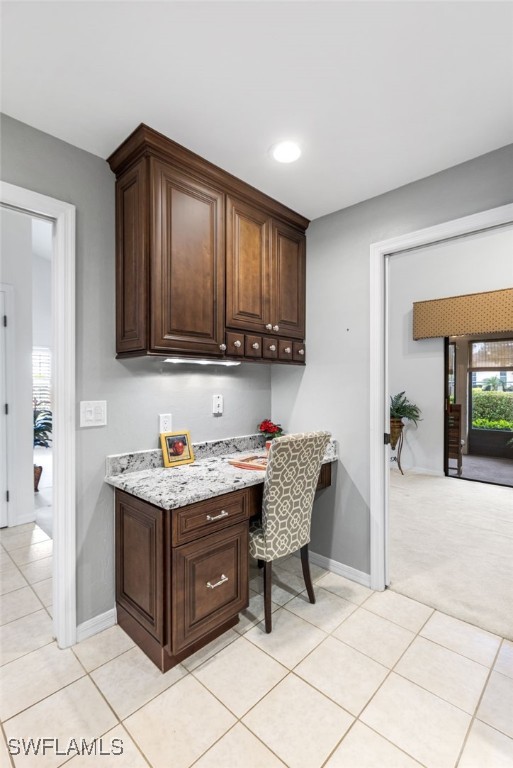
[263,561,273,633]
[301,544,316,604]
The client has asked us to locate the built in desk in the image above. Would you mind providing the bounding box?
[105,434,337,671]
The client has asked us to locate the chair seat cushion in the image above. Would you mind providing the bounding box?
[249,522,268,560]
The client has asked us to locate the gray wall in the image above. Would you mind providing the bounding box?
[1,113,272,623]
[272,143,513,575]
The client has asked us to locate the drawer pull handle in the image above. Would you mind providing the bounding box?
[284,347,291,354]
[252,342,260,350]
[273,325,280,332]
[269,344,276,352]
[219,343,227,351]
[206,574,228,589]
[233,340,242,348]
[265,323,273,331]
[298,348,305,355]
[206,510,228,522]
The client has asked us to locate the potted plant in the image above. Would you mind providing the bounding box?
[389,392,421,449]
[34,404,52,492]
[258,419,284,451]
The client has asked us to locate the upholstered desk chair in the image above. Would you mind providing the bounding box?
[249,431,331,633]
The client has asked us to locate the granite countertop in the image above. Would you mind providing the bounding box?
[105,434,337,511]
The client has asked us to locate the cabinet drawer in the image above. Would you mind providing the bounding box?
[171,522,249,653]
[278,339,293,360]
[262,336,278,359]
[172,489,249,545]
[225,331,244,357]
[245,335,262,358]
[292,341,306,363]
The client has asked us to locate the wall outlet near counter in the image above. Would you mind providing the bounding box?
[212,394,223,416]
[159,413,173,433]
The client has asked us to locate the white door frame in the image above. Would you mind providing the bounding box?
[369,202,513,591]
[0,181,76,647]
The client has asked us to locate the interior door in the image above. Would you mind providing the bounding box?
[444,339,463,477]
[0,290,8,527]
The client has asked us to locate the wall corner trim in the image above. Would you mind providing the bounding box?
[76,607,117,644]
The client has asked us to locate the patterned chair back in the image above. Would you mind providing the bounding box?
[260,431,331,560]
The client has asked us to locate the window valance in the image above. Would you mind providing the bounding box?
[413,288,513,340]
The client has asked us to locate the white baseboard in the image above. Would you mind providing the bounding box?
[410,467,445,477]
[13,511,36,526]
[76,607,116,643]
[308,550,372,589]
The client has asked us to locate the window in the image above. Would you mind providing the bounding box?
[32,347,52,409]
[470,339,513,372]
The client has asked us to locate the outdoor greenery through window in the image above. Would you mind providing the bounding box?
[470,339,513,432]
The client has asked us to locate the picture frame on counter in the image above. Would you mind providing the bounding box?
[160,431,195,467]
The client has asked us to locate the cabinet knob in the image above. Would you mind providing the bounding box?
[265,323,273,331]
[219,344,227,352]
[252,342,260,350]
[298,348,305,356]
[284,347,291,354]
[269,344,276,352]
[233,340,242,348]
[206,574,228,589]
[273,325,280,332]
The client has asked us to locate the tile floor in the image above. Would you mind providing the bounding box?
[1,523,512,767]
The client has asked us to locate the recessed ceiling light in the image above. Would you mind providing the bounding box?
[271,141,301,163]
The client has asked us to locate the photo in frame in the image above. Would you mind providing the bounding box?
[160,431,194,467]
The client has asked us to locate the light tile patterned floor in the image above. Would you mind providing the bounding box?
[1,524,512,767]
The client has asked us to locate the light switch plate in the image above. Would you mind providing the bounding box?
[212,394,223,415]
[80,400,107,427]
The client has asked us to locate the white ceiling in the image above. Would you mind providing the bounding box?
[1,1,512,220]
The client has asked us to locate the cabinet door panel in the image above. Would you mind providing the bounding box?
[116,159,148,353]
[116,491,163,641]
[151,160,224,355]
[226,197,270,333]
[171,523,248,654]
[272,221,306,339]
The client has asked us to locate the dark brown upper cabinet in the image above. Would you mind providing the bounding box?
[108,124,309,361]
[226,198,306,340]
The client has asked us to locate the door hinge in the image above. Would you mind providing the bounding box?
[4,404,8,416]
[6,491,9,502]
[384,433,391,445]
[2,315,6,328]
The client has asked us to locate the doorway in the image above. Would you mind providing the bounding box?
[445,335,513,486]
[0,181,76,647]
[369,202,513,592]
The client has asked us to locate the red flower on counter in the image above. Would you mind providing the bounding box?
[258,419,284,440]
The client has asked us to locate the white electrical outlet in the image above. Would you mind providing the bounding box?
[212,394,223,415]
[159,413,173,433]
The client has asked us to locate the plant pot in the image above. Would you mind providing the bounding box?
[34,464,43,492]
[390,418,404,450]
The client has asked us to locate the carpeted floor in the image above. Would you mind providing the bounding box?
[389,469,513,640]
[448,453,513,487]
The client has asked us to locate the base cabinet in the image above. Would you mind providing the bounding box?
[115,488,249,671]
